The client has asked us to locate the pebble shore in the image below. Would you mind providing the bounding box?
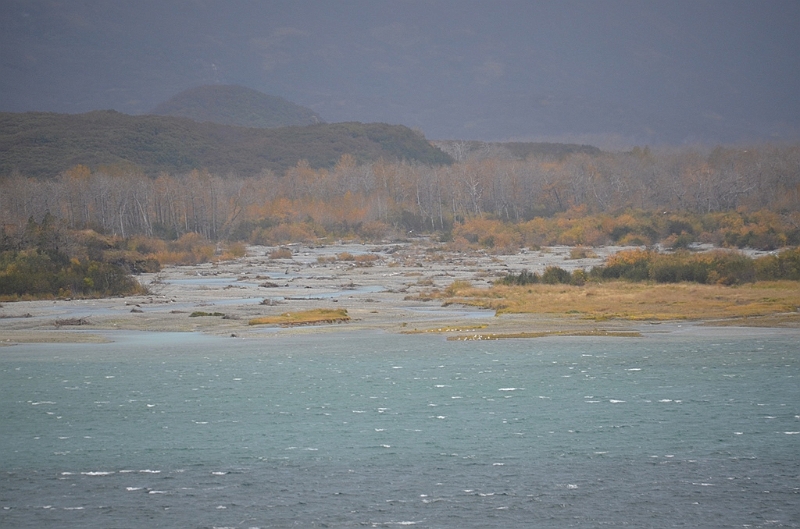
[2,241,775,344]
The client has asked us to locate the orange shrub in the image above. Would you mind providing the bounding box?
[251,222,319,245]
[152,232,215,265]
[126,235,167,255]
[269,247,293,259]
[354,253,380,266]
[519,217,558,247]
[216,241,247,261]
[172,232,207,252]
[453,218,522,253]
[558,220,607,246]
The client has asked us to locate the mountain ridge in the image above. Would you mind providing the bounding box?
[0,110,452,178]
[150,85,324,128]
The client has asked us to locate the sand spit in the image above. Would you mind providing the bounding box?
[1,241,795,344]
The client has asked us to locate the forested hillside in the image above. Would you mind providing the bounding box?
[150,85,324,128]
[0,111,452,178]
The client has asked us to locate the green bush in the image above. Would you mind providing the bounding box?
[542,266,572,285]
[570,269,588,286]
[0,217,146,298]
[496,269,540,286]
[705,251,755,285]
[0,249,142,298]
[591,248,762,285]
[650,253,710,283]
[755,247,800,280]
[593,250,652,281]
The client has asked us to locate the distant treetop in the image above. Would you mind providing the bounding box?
[150,85,324,128]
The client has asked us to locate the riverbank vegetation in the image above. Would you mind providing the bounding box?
[433,246,800,322]
[497,247,800,287]
[0,214,148,300]
[2,140,799,300]
[2,144,798,250]
[429,279,800,323]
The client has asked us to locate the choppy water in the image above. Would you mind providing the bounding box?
[1,327,799,528]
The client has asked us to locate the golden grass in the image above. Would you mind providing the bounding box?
[429,280,800,322]
[248,308,350,327]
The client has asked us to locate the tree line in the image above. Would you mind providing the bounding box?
[1,144,799,251]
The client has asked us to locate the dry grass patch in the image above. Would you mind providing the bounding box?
[249,308,350,327]
[429,280,800,322]
[1,331,111,345]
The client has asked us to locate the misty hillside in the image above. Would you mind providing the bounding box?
[150,85,324,128]
[433,140,601,162]
[0,111,452,178]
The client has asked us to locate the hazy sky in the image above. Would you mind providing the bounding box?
[2,0,799,146]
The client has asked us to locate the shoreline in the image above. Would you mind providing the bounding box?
[2,241,799,345]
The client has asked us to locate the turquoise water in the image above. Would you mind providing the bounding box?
[1,327,799,528]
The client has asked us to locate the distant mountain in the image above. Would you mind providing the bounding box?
[2,3,798,146]
[150,85,324,128]
[0,111,451,178]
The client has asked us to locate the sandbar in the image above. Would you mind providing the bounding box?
[2,241,798,344]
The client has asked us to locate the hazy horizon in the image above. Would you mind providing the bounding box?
[2,0,799,148]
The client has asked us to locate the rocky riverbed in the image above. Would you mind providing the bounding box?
[1,241,648,344]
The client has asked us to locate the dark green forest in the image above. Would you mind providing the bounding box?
[0,111,452,178]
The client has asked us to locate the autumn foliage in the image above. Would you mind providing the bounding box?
[1,144,799,264]
[0,215,148,299]
[4,140,799,299]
